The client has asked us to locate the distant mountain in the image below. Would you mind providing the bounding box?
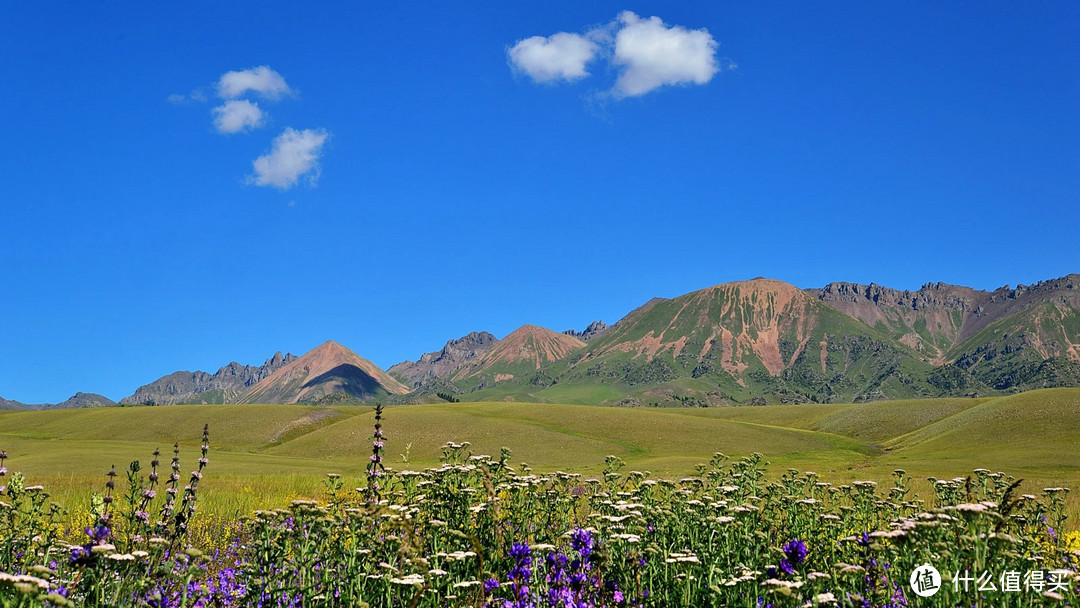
[950,299,1080,391]
[451,325,586,391]
[812,281,980,360]
[0,393,113,410]
[439,275,1080,405]
[0,396,31,410]
[54,392,115,409]
[121,351,297,405]
[388,331,498,389]
[238,341,409,404]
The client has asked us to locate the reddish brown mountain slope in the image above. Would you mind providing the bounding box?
[587,278,823,377]
[452,325,585,383]
[238,341,408,404]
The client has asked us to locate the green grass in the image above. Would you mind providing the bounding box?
[0,403,355,450]
[887,389,1080,470]
[2,390,1079,523]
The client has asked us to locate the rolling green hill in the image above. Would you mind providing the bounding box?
[2,389,1079,518]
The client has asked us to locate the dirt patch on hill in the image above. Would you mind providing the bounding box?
[269,408,341,444]
[899,334,920,350]
[669,336,688,358]
[751,327,785,375]
[719,328,748,377]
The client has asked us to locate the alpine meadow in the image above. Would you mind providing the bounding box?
[2,2,1079,607]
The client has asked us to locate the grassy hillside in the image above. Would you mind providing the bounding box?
[1,390,1078,520]
[0,403,351,450]
[887,389,1080,469]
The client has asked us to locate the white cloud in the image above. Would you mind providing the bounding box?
[167,88,208,105]
[249,127,329,189]
[217,66,292,100]
[212,100,264,134]
[508,32,599,83]
[612,12,718,97]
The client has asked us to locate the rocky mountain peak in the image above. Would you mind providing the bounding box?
[815,281,976,312]
[55,392,116,409]
[563,320,608,341]
[238,341,408,404]
[388,331,499,388]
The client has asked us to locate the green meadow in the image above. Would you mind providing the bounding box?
[1,388,1079,524]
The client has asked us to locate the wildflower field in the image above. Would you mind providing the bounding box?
[2,390,1080,606]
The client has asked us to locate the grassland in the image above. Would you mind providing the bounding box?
[1,389,1079,524]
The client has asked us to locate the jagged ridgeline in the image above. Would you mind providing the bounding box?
[30,273,1074,408]
[118,343,409,406]
[120,352,300,405]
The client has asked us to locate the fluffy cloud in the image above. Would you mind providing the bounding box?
[212,100,264,134]
[507,12,721,98]
[170,67,332,187]
[249,127,329,189]
[508,32,598,83]
[217,66,292,100]
[612,12,719,97]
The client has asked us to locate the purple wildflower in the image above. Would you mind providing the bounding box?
[86,524,111,543]
[570,528,594,559]
[782,538,807,565]
[69,545,92,567]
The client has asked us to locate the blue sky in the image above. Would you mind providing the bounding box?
[1,2,1077,403]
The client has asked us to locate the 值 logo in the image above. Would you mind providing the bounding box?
[910,564,941,598]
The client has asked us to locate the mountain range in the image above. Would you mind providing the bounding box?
[0,392,116,410]
[5,274,1079,408]
[120,352,299,405]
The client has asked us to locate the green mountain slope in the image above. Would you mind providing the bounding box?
[811,281,979,359]
[948,301,1080,391]
[432,276,1080,405]
[532,278,944,404]
[450,325,586,392]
